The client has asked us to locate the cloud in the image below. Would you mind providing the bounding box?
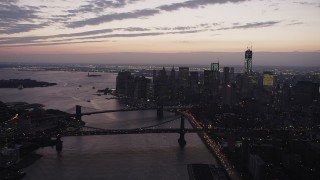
[0,1,47,34]
[67,0,247,28]
[117,27,151,32]
[0,26,159,45]
[286,20,303,26]
[168,30,203,34]
[67,9,160,28]
[0,27,209,47]
[158,0,246,11]
[0,40,108,48]
[0,0,19,5]
[0,28,114,44]
[0,20,282,47]
[0,23,48,34]
[76,32,164,40]
[293,1,320,8]
[0,0,248,34]
[155,24,212,31]
[67,0,139,14]
[0,32,165,47]
[51,0,141,23]
[0,2,39,23]
[55,28,113,38]
[217,21,280,30]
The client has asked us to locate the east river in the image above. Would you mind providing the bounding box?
[0,68,217,180]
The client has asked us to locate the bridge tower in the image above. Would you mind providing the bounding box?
[76,105,82,121]
[56,136,63,152]
[178,115,186,147]
[157,100,164,119]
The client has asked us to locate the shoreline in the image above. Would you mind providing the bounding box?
[0,101,84,179]
[0,79,57,89]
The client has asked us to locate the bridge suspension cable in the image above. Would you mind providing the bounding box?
[64,107,76,113]
[80,105,101,111]
[81,115,181,132]
[137,116,181,129]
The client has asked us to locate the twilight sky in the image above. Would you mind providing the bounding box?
[0,0,319,66]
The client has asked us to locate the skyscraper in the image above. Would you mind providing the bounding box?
[212,62,220,95]
[153,67,168,100]
[223,83,236,106]
[116,71,134,97]
[263,71,274,91]
[190,71,199,94]
[223,67,230,86]
[211,62,219,72]
[169,67,176,100]
[230,67,235,83]
[204,62,220,96]
[133,76,148,99]
[178,67,190,88]
[170,66,176,83]
[244,48,253,75]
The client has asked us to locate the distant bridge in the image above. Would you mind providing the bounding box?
[2,105,200,148]
[73,105,192,119]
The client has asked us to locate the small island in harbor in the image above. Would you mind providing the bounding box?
[0,79,57,88]
[87,72,101,77]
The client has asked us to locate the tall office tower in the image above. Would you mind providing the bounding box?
[230,67,235,83]
[170,66,176,83]
[152,69,157,83]
[263,71,274,91]
[159,67,167,78]
[168,67,176,100]
[211,62,220,81]
[204,70,214,91]
[222,67,236,106]
[244,47,253,75]
[209,62,220,96]
[190,71,199,94]
[223,84,236,106]
[178,67,190,88]
[199,73,204,86]
[204,62,220,96]
[211,62,219,72]
[133,76,148,99]
[116,71,134,97]
[223,67,230,85]
[157,67,168,86]
[154,67,168,100]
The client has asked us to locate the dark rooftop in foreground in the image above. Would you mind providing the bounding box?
[188,164,230,180]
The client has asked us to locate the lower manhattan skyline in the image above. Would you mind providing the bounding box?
[0,0,320,66]
[1,1,320,180]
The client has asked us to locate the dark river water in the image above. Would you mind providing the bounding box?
[0,68,217,180]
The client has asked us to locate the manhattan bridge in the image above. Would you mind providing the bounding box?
[2,105,201,148]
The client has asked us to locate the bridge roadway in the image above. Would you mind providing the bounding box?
[82,107,156,116]
[1,128,201,142]
[77,106,192,116]
[28,106,191,121]
[62,128,200,136]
